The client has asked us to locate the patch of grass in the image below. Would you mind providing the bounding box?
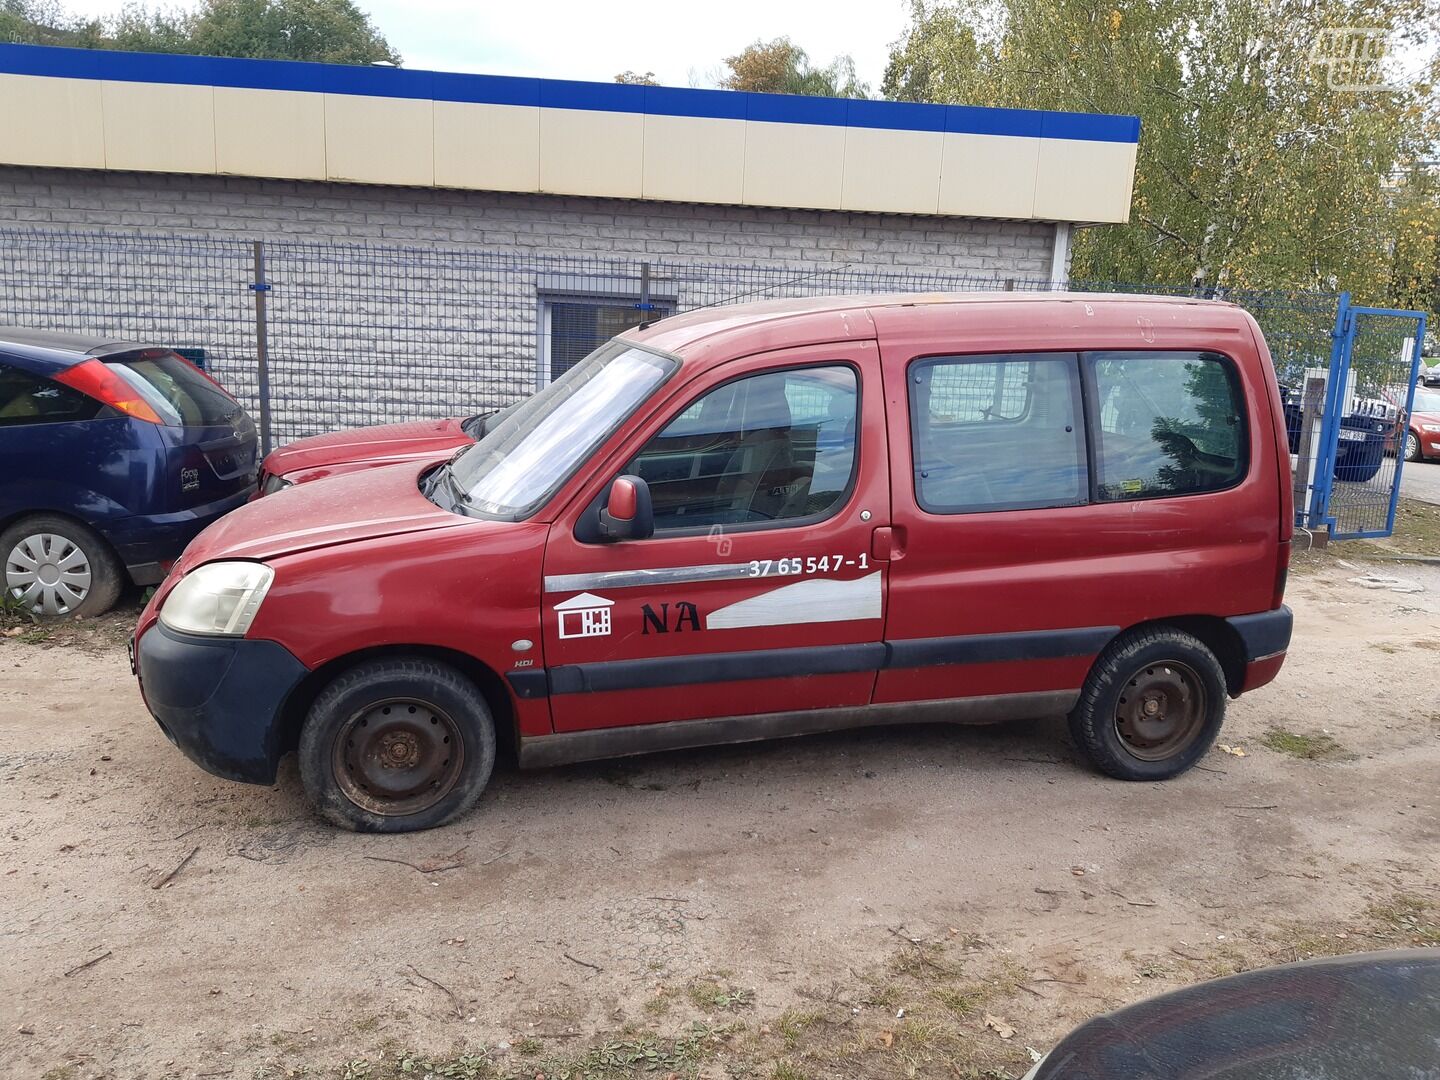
[1366,892,1440,946]
[551,1022,730,1078]
[776,1008,826,1048]
[770,1062,809,1080]
[887,937,962,981]
[514,1037,543,1057]
[931,984,986,1017]
[686,978,754,1012]
[1260,726,1347,760]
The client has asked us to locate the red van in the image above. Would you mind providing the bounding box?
[132,294,1294,832]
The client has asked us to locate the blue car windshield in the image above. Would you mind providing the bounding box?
[447,339,677,519]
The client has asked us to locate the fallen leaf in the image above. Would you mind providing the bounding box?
[502,969,516,981]
[878,1030,894,1047]
[984,1013,1016,1039]
[1027,1046,1044,1063]
[1217,744,1247,757]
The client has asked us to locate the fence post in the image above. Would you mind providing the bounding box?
[1310,291,1353,530]
[250,240,273,457]
[638,260,653,327]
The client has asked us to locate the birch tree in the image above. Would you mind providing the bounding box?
[884,0,1440,308]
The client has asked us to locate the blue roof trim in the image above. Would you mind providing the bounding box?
[0,42,1140,143]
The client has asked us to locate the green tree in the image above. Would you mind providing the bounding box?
[3,0,400,65]
[884,0,1440,307]
[614,70,658,85]
[1,0,107,45]
[721,36,868,98]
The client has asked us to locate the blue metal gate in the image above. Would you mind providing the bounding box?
[1307,296,1428,539]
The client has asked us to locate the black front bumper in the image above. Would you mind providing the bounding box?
[136,623,308,785]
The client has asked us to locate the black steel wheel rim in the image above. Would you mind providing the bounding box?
[1113,660,1207,762]
[332,698,465,816]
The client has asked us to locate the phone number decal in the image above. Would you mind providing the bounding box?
[746,553,870,578]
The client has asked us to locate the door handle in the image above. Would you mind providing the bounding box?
[871,526,905,561]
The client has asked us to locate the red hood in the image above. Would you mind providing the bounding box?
[177,459,473,568]
[263,417,472,477]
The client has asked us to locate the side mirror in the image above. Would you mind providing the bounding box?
[599,474,654,541]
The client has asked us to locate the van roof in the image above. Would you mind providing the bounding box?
[623,291,1244,357]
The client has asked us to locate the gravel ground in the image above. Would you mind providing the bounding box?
[2,557,1438,1079]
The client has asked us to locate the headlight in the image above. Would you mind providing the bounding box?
[160,561,274,636]
[1421,424,1440,433]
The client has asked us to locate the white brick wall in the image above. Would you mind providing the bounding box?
[0,166,1059,443]
[0,167,1056,274]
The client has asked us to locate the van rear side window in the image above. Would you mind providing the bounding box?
[1088,351,1246,501]
[909,353,1087,514]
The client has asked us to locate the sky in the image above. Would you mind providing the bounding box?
[55,0,915,90]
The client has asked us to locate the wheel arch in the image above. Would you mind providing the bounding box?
[276,644,519,764]
[1112,615,1248,698]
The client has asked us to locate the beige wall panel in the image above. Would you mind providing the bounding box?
[101,80,215,174]
[1033,138,1137,223]
[214,86,325,180]
[434,101,539,192]
[742,120,844,210]
[539,108,642,198]
[325,93,433,186]
[0,74,105,169]
[642,114,745,205]
[841,127,942,214]
[939,133,1039,219]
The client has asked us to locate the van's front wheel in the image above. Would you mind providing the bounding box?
[1068,628,1226,781]
[298,658,496,832]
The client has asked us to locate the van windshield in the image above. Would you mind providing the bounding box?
[446,339,677,519]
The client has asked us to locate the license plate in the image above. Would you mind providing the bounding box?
[1338,429,1368,442]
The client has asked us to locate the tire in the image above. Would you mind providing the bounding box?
[298,658,496,832]
[1,513,124,618]
[1068,627,1227,781]
[1404,430,1422,463]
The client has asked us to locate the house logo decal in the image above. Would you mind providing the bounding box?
[553,592,614,639]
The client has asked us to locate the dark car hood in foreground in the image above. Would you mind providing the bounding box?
[263,417,472,480]
[1033,949,1440,1079]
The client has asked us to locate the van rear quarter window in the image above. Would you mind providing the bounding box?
[909,353,1088,514]
[1088,351,1247,501]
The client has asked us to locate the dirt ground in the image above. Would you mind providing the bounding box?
[2,551,1439,1080]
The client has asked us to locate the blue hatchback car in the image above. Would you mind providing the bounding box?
[1,327,258,617]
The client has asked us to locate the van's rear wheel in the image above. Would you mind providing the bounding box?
[1068,628,1226,781]
[299,658,496,832]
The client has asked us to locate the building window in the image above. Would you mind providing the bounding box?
[540,293,674,383]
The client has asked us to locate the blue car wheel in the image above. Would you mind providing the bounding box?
[1,513,124,618]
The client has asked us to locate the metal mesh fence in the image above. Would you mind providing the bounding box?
[1326,310,1423,538]
[0,226,1372,531]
